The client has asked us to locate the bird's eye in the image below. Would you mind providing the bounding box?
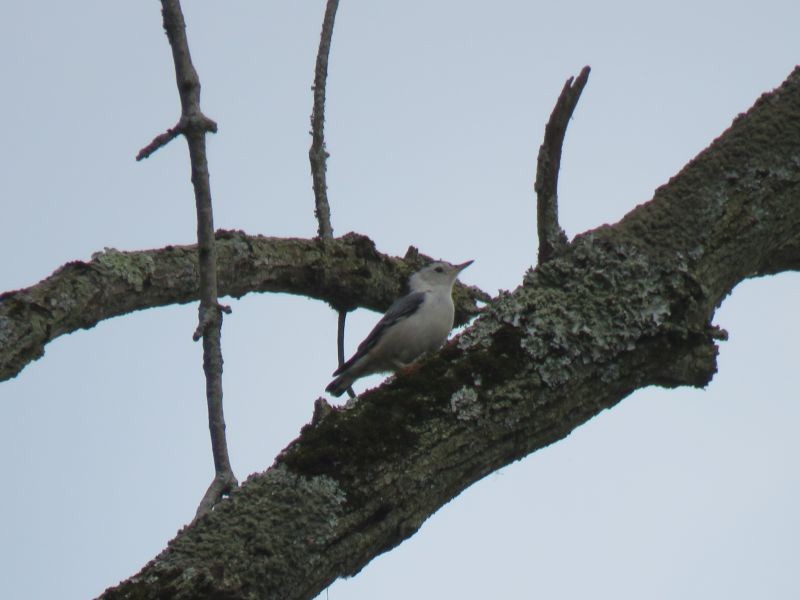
[434,266,444,273]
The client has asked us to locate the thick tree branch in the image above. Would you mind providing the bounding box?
[100,68,800,599]
[309,0,339,239]
[535,66,591,264]
[0,233,489,383]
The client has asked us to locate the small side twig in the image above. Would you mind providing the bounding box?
[193,302,232,342]
[136,124,183,161]
[308,0,340,239]
[136,115,217,161]
[147,0,237,520]
[535,65,591,264]
[337,310,356,399]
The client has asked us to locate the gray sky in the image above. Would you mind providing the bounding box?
[1,2,799,599]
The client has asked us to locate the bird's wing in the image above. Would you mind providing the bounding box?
[332,291,425,376]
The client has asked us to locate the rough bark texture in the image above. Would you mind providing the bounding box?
[0,233,488,383]
[94,69,800,599]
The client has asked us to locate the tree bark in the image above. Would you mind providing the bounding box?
[92,68,800,599]
[0,233,487,383]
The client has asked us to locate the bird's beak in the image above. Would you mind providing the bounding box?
[455,260,474,272]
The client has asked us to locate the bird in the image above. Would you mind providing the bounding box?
[326,260,473,397]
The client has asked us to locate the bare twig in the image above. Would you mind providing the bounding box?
[309,0,340,239]
[136,115,218,161]
[309,0,354,397]
[136,124,183,161]
[151,0,237,518]
[535,65,591,264]
[337,310,356,399]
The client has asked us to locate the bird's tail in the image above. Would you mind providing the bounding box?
[325,372,354,397]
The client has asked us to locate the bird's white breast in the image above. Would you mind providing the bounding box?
[391,289,454,364]
[358,289,456,372]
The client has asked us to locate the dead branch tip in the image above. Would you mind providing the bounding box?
[535,65,591,264]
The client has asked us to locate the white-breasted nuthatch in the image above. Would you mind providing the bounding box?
[326,260,473,397]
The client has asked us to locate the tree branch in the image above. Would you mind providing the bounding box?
[309,0,340,239]
[136,122,185,161]
[535,66,591,264]
[100,68,800,600]
[152,0,237,515]
[336,310,356,399]
[0,232,489,383]
[307,0,358,399]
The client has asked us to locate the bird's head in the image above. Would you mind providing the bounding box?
[409,260,473,293]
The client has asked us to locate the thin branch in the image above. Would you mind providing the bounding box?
[309,0,340,239]
[337,310,356,399]
[136,123,183,161]
[535,65,591,264]
[309,0,355,399]
[136,114,218,161]
[155,0,237,516]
